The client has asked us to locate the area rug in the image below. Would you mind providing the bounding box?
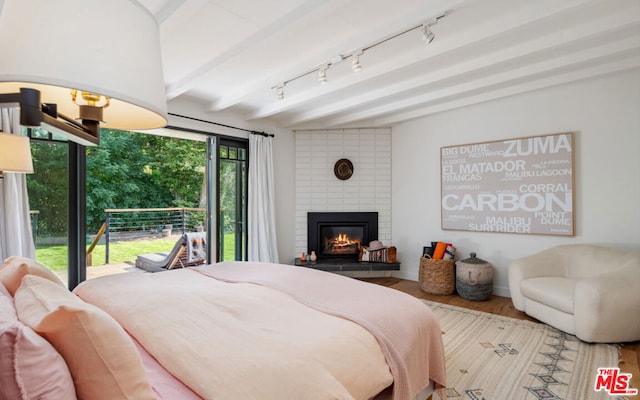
[423,300,625,400]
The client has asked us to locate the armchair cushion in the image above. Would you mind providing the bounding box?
[520,277,575,314]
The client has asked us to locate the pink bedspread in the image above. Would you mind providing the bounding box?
[132,338,202,400]
[195,262,447,400]
[76,264,394,399]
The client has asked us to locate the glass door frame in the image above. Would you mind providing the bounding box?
[27,129,86,289]
[217,137,248,261]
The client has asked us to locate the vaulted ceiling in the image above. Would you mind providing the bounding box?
[138,0,640,129]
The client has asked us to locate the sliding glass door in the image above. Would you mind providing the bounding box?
[25,126,248,288]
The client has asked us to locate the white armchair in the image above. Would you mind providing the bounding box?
[508,244,640,343]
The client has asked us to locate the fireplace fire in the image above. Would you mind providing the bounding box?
[308,212,378,260]
[323,230,362,256]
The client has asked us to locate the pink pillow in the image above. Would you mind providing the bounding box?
[0,284,77,399]
[0,256,65,296]
[14,275,156,400]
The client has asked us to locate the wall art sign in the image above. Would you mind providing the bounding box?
[441,132,575,236]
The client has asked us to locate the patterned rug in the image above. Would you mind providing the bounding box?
[423,300,625,400]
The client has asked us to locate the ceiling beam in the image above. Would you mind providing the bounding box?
[164,0,326,100]
[154,0,187,23]
[370,57,640,127]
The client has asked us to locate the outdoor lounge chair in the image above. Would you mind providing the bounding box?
[135,232,207,273]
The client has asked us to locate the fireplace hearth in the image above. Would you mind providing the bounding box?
[307,212,378,260]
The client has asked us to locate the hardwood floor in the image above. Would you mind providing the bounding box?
[361,276,640,393]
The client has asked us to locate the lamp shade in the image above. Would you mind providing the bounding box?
[0,0,168,131]
[0,133,34,173]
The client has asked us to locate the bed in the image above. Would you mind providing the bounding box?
[0,257,446,400]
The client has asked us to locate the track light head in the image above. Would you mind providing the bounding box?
[422,23,435,44]
[275,84,285,100]
[318,65,328,84]
[351,53,362,72]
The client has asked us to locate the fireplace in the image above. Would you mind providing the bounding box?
[308,212,378,260]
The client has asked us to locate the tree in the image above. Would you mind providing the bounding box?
[27,141,68,236]
[86,130,167,230]
[142,135,206,208]
[28,129,207,235]
[219,160,239,234]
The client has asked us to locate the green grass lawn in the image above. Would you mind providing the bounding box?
[36,234,237,271]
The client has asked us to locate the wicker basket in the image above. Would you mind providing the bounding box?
[419,258,455,295]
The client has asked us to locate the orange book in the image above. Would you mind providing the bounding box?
[432,241,447,260]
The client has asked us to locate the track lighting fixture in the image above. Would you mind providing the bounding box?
[422,23,435,44]
[270,12,447,100]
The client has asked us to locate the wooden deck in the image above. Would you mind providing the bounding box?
[87,262,147,279]
[54,262,147,283]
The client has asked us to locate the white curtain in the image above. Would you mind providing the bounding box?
[248,133,279,263]
[0,108,36,261]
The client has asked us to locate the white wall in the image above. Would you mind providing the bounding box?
[392,69,640,296]
[293,128,393,263]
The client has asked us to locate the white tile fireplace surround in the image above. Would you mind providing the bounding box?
[294,128,392,261]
